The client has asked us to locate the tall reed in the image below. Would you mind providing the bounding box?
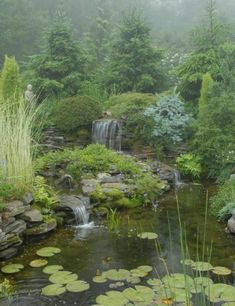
[0,96,41,192]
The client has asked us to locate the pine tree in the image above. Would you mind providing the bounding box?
[0,55,21,101]
[102,11,165,94]
[29,9,86,98]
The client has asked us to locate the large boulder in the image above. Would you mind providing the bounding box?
[149,161,176,184]
[25,219,57,236]
[227,214,235,234]
[81,179,99,194]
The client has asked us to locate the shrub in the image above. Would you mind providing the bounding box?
[0,181,22,201]
[176,153,202,179]
[210,180,235,219]
[144,90,193,148]
[53,96,102,132]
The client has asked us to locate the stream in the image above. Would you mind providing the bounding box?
[0,183,235,305]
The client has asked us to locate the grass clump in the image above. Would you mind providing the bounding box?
[176,153,202,179]
[0,96,41,193]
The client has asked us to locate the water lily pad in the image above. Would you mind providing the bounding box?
[191,261,213,272]
[205,283,235,303]
[96,290,129,306]
[43,265,64,274]
[49,271,78,285]
[93,275,108,283]
[103,269,130,281]
[123,285,155,303]
[147,278,162,287]
[130,269,148,278]
[162,273,194,289]
[190,277,213,293]
[137,232,158,240]
[42,284,66,296]
[36,247,61,257]
[1,264,24,274]
[212,266,232,276]
[180,259,194,266]
[29,259,48,268]
[66,280,90,292]
[126,276,141,285]
[137,265,153,273]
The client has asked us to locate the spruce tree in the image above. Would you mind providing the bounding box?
[102,11,165,94]
[29,10,85,98]
[198,72,214,113]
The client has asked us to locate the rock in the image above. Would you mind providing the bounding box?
[0,233,23,251]
[0,247,18,259]
[5,201,27,217]
[101,183,133,195]
[97,173,123,184]
[22,192,34,205]
[227,214,235,234]
[55,174,74,189]
[21,209,43,223]
[0,215,16,231]
[229,174,235,181]
[25,219,57,236]
[4,220,27,235]
[81,179,99,194]
[58,195,90,210]
[149,161,176,184]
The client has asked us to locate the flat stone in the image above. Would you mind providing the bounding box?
[5,201,26,217]
[81,179,99,194]
[0,247,18,259]
[4,220,27,235]
[22,192,34,205]
[25,219,57,236]
[0,234,23,250]
[21,209,43,223]
[97,173,123,184]
[0,215,16,231]
[58,195,90,210]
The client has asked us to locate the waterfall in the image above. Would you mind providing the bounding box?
[174,169,183,188]
[92,119,122,151]
[72,204,90,226]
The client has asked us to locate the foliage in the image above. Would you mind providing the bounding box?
[0,96,41,192]
[176,153,202,179]
[0,278,15,299]
[144,91,192,148]
[101,11,166,94]
[0,203,5,212]
[217,202,235,221]
[177,0,232,101]
[193,88,235,179]
[210,180,235,219]
[0,181,22,201]
[106,208,120,232]
[198,72,214,113]
[105,92,156,146]
[33,176,58,209]
[28,12,86,99]
[0,55,21,101]
[52,96,102,132]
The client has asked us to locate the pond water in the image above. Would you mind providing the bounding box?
[0,184,235,305]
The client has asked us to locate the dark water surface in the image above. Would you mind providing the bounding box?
[1,184,234,305]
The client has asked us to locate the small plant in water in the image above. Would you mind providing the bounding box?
[106,208,120,232]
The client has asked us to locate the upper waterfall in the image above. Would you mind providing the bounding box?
[92,119,122,151]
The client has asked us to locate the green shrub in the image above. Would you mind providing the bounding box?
[53,96,102,132]
[210,180,235,219]
[0,181,22,201]
[0,203,6,212]
[176,153,202,179]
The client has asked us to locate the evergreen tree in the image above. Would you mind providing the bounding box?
[28,10,86,99]
[178,0,232,101]
[198,72,214,113]
[102,11,165,94]
[0,55,21,101]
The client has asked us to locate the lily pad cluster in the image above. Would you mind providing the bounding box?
[181,259,232,275]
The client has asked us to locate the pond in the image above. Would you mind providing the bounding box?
[0,184,235,305]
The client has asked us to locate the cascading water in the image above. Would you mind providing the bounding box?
[92,119,122,151]
[72,204,90,226]
[174,169,183,188]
